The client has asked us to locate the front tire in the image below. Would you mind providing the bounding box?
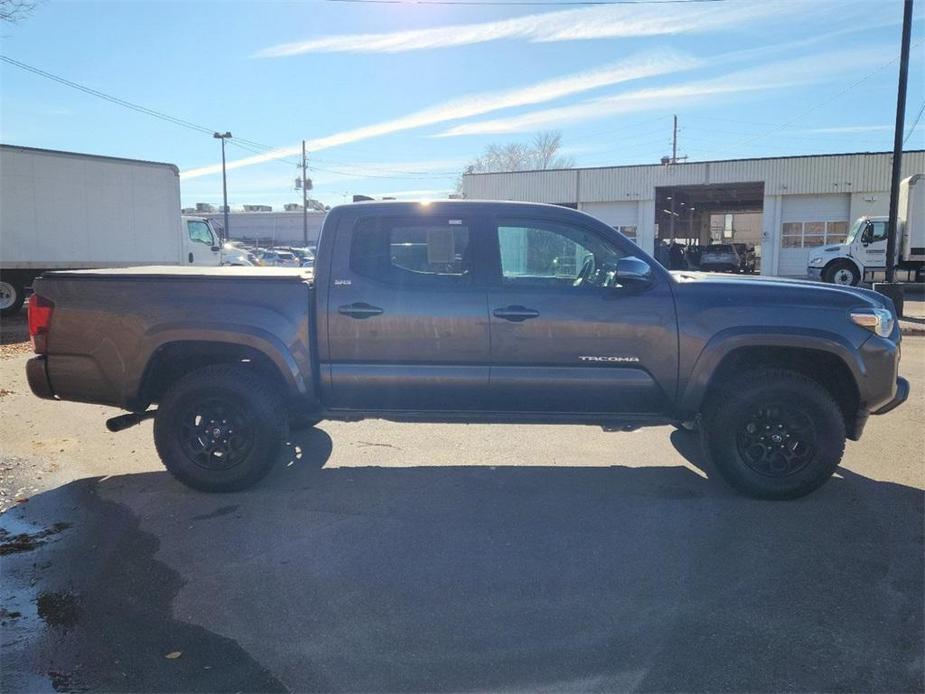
[701,369,846,499]
[823,260,859,286]
[154,364,288,492]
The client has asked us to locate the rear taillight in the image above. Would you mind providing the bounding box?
[28,295,54,354]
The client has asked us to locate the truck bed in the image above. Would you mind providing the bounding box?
[30,266,316,410]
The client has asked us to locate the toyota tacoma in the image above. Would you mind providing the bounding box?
[26,201,908,498]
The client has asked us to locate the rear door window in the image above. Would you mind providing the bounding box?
[350,216,472,285]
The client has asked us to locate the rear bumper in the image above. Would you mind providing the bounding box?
[26,356,55,400]
[871,377,909,416]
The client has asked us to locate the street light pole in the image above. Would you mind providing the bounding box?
[213,131,232,242]
[302,140,308,247]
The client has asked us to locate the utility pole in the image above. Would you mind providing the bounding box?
[672,114,678,164]
[213,132,232,241]
[301,140,308,247]
[878,0,913,315]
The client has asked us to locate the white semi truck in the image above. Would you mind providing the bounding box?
[0,145,222,315]
[808,174,924,286]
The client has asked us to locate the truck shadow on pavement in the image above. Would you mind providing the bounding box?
[1,427,922,693]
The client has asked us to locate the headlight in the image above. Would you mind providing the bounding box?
[808,256,825,266]
[850,308,894,337]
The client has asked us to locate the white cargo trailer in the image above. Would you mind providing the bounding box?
[0,145,222,315]
[808,174,924,285]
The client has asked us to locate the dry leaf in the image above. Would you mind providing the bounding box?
[165,651,182,659]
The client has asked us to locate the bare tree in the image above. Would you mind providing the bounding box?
[456,130,575,194]
[0,0,37,23]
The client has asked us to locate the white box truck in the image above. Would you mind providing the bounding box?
[0,145,222,315]
[808,174,924,286]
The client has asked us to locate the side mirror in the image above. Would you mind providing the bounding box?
[861,224,873,245]
[615,256,653,284]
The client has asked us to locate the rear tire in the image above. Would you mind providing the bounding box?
[154,364,288,492]
[701,369,846,499]
[823,260,859,286]
[0,278,25,317]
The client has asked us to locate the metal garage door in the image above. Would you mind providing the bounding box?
[580,201,639,244]
[779,194,850,276]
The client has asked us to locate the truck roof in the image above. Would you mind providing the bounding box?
[327,199,585,216]
[0,143,179,174]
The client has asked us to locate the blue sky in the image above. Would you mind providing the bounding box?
[1,0,924,208]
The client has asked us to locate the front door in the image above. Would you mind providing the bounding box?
[486,215,677,414]
[185,219,221,265]
[323,211,491,411]
[858,219,889,269]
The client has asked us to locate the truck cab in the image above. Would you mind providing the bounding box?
[808,174,924,285]
[807,216,889,285]
[181,216,223,267]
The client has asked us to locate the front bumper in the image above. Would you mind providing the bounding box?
[26,356,55,400]
[807,266,823,280]
[871,377,910,415]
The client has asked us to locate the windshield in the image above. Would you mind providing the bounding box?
[844,218,865,244]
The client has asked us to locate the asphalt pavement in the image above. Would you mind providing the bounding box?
[1,342,923,693]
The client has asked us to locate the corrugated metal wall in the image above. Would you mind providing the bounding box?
[463,151,925,203]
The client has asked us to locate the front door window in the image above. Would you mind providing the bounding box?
[497,221,625,289]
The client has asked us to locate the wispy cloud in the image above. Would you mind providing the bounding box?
[436,48,897,137]
[254,1,796,56]
[181,51,697,178]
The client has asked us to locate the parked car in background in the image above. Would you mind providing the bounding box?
[285,246,316,268]
[258,249,300,267]
[221,244,259,266]
[699,244,742,273]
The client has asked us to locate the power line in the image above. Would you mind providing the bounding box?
[903,101,925,145]
[0,54,463,181]
[725,40,924,152]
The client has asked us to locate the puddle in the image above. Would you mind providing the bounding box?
[0,522,71,555]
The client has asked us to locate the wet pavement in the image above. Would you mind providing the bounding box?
[1,342,923,692]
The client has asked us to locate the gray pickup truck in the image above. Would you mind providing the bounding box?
[26,201,908,498]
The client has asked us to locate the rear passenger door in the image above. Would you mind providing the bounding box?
[486,215,678,414]
[322,211,492,411]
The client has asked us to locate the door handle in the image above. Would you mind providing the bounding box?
[338,302,384,319]
[188,252,194,263]
[493,305,540,322]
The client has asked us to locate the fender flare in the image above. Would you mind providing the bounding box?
[678,326,864,414]
[130,322,311,405]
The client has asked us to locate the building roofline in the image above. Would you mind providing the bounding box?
[0,143,180,175]
[462,149,925,178]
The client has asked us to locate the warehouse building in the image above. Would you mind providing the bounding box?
[462,150,925,277]
[201,210,326,246]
